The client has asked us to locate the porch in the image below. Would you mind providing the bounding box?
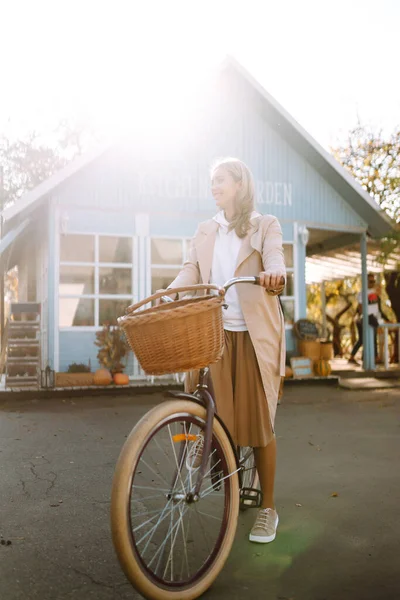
[305,227,400,372]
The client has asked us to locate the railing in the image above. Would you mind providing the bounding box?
[379,323,400,369]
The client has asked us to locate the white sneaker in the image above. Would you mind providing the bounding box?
[185,434,204,470]
[249,508,279,543]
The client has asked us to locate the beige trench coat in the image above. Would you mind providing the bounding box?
[169,214,286,430]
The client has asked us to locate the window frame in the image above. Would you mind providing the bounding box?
[150,236,190,295]
[281,241,296,329]
[58,232,138,330]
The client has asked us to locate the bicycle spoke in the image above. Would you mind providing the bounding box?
[121,412,236,590]
[135,497,173,538]
[139,456,171,488]
[132,484,170,492]
[167,424,188,495]
[147,503,189,571]
[195,509,223,522]
[200,467,240,498]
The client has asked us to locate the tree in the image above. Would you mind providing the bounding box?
[0,120,99,333]
[332,126,400,317]
[308,279,359,356]
[0,119,97,210]
[332,125,400,361]
[333,125,400,223]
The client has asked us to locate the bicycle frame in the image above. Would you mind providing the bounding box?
[166,367,238,501]
[161,275,280,504]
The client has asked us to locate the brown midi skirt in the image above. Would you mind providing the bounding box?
[185,330,274,448]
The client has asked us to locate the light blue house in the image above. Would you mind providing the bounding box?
[0,58,392,384]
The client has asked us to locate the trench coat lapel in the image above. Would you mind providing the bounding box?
[234,217,262,274]
[196,220,218,284]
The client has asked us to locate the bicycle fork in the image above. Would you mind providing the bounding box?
[167,368,217,503]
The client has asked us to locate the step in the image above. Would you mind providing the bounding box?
[7,357,40,365]
[8,340,40,347]
[6,382,40,389]
[6,376,39,384]
[9,321,40,327]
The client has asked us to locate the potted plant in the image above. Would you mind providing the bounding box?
[55,361,94,388]
[94,324,130,384]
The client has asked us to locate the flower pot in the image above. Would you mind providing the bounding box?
[320,342,333,360]
[298,340,321,362]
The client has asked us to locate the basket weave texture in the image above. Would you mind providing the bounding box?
[119,294,225,375]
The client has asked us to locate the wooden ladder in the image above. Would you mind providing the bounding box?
[5,302,41,389]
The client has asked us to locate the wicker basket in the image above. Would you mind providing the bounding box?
[118,284,226,375]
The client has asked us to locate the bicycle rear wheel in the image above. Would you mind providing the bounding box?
[111,399,239,600]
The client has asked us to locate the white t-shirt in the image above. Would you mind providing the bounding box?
[211,211,261,331]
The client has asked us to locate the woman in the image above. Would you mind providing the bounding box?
[162,157,286,544]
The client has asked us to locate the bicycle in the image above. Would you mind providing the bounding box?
[111,276,277,600]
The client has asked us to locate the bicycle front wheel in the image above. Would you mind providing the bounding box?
[111,399,239,600]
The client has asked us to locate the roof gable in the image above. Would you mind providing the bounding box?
[1,57,394,239]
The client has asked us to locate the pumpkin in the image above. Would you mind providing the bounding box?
[113,372,129,386]
[93,368,112,386]
[314,359,332,377]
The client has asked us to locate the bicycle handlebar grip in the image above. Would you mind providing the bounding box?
[254,275,286,287]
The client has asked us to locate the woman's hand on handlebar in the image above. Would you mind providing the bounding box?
[154,289,177,306]
[258,271,286,294]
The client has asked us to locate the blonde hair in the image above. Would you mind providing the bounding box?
[211,157,255,238]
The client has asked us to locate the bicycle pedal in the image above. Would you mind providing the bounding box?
[240,487,263,508]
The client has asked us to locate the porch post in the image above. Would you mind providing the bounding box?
[321,280,327,338]
[361,232,374,370]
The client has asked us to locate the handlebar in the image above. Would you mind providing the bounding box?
[160,275,285,304]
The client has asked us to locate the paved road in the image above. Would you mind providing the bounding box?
[1,385,399,600]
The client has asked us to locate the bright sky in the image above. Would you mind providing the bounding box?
[1,0,399,149]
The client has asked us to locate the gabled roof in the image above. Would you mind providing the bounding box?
[1,57,395,239]
[220,57,393,238]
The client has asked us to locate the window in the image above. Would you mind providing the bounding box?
[99,236,132,263]
[150,238,188,294]
[59,298,95,327]
[151,239,183,265]
[99,267,132,294]
[59,265,95,295]
[60,234,94,262]
[59,234,135,328]
[281,243,295,326]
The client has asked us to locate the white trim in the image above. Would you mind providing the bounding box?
[133,237,139,305]
[293,222,300,322]
[151,263,185,269]
[59,326,105,332]
[150,234,190,240]
[59,294,134,300]
[54,206,60,372]
[60,261,133,268]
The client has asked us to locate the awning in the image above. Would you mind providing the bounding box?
[306,241,400,283]
[0,218,30,268]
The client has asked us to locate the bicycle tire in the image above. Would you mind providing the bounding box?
[111,399,239,600]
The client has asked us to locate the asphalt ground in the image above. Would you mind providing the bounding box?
[1,384,399,600]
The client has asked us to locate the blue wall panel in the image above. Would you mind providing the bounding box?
[52,106,366,236]
[59,331,100,372]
